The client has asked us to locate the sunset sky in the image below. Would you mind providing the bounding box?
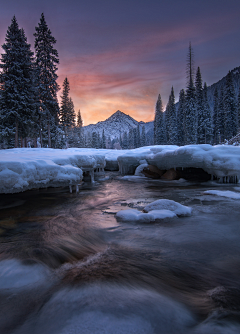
[0,0,240,125]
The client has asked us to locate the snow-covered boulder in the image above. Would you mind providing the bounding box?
[118,145,240,182]
[0,148,106,194]
[115,208,176,223]
[143,199,192,216]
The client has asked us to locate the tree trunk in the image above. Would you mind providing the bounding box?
[15,120,18,148]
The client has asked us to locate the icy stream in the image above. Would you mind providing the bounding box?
[0,172,240,333]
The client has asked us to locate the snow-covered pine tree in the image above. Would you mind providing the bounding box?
[165,87,178,145]
[77,109,83,128]
[136,124,140,148]
[141,125,146,147]
[213,88,219,144]
[60,77,70,129]
[92,131,98,148]
[102,129,106,149]
[133,128,137,148]
[34,13,60,148]
[68,97,76,127]
[218,87,225,143]
[202,82,212,144]
[128,128,134,149]
[223,71,237,140]
[184,43,197,144]
[154,94,166,144]
[122,131,128,149]
[195,67,205,144]
[238,88,240,132]
[177,89,185,145]
[0,17,36,148]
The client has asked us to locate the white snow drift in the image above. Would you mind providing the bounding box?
[115,199,191,223]
[203,190,240,199]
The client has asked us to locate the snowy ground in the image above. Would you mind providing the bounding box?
[0,144,240,194]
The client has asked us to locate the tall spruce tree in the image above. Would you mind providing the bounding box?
[213,88,219,144]
[218,87,225,143]
[184,43,197,144]
[195,67,204,143]
[177,89,186,145]
[77,109,83,127]
[0,16,36,148]
[238,88,240,132]
[165,87,178,145]
[102,129,106,149]
[202,82,212,143]
[34,13,59,148]
[223,71,237,140]
[154,94,166,144]
[141,125,146,147]
[122,131,128,149]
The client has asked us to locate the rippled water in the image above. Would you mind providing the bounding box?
[0,172,240,333]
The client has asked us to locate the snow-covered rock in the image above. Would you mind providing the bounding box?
[115,208,176,223]
[0,148,105,194]
[143,199,192,216]
[118,145,240,181]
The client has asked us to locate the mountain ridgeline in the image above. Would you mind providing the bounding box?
[82,66,240,148]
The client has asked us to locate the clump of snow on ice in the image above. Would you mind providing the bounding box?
[143,199,192,216]
[115,208,177,223]
[203,190,240,199]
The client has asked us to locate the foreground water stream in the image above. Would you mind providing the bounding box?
[0,172,240,333]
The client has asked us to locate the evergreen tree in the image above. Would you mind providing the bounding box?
[60,77,70,129]
[195,67,204,143]
[218,87,225,143]
[202,82,212,143]
[223,71,237,140]
[77,109,83,127]
[154,94,166,144]
[0,16,36,148]
[122,131,128,149]
[136,124,141,148]
[165,87,178,145]
[185,43,197,144]
[68,97,76,127]
[92,131,98,148]
[141,125,146,147]
[177,89,186,145]
[213,88,219,144]
[102,129,106,149]
[128,128,134,148]
[34,13,60,148]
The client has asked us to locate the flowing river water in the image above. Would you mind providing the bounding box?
[0,172,240,334]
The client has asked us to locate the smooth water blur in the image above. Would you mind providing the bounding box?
[0,172,240,333]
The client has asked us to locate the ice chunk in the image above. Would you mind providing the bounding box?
[143,199,192,216]
[203,190,240,199]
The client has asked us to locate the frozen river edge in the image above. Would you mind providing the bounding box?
[0,144,240,194]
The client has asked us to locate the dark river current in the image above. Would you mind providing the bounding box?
[0,172,240,333]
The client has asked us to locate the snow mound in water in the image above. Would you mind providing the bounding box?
[115,208,176,223]
[0,259,51,290]
[143,199,192,216]
[203,190,240,199]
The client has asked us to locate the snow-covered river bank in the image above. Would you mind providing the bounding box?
[0,172,240,333]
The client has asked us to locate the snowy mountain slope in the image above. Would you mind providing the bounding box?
[83,110,153,140]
